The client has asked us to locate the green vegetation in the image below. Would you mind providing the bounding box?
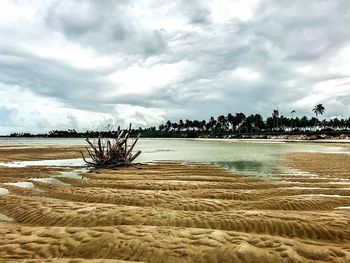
[6,105,350,139]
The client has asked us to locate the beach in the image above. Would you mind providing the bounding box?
[0,142,350,262]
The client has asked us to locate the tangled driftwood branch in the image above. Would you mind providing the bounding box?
[81,124,141,168]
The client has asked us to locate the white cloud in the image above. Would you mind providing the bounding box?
[231,67,261,81]
[210,0,261,22]
[108,61,190,95]
[329,45,350,75]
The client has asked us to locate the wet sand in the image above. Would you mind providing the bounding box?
[0,147,350,262]
[0,146,83,162]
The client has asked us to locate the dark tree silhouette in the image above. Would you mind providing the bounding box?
[313,104,325,118]
[6,104,350,139]
[227,113,235,131]
[272,110,279,130]
[312,104,325,129]
[290,110,296,130]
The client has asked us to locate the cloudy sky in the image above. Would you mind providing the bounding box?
[1,0,350,134]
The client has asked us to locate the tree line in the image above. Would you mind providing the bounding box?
[157,104,349,134]
[5,104,350,138]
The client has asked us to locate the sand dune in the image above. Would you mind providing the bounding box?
[0,147,350,262]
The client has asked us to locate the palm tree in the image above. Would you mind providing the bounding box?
[312,104,325,129]
[217,115,227,132]
[193,120,201,131]
[200,120,206,131]
[185,119,192,131]
[254,114,264,131]
[227,113,234,131]
[166,120,172,131]
[290,110,296,131]
[208,116,217,133]
[235,113,246,132]
[290,110,296,118]
[178,119,184,131]
[272,110,279,130]
[245,114,256,133]
[300,116,308,131]
[312,104,325,118]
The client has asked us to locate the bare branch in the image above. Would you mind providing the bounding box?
[81,124,141,169]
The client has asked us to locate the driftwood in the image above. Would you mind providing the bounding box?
[81,124,141,168]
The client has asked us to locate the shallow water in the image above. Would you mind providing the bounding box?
[4,182,34,188]
[0,137,86,146]
[0,187,9,195]
[56,171,83,179]
[0,158,84,168]
[137,139,348,177]
[0,212,13,221]
[30,177,70,186]
[0,138,348,177]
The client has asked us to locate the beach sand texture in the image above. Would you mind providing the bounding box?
[0,147,350,262]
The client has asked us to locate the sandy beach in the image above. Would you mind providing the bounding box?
[0,145,350,262]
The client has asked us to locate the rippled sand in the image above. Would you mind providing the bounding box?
[0,147,350,262]
[0,145,83,162]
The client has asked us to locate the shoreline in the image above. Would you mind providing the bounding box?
[1,135,350,144]
[193,137,350,144]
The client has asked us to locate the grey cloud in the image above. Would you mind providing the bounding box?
[46,1,103,36]
[180,0,212,24]
[0,47,116,113]
[45,0,168,57]
[0,46,175,113]
[1,0,350,133]
[242,0,350,61]
[337,94,350,105]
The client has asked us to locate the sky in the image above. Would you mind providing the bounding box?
[1,0,350,134]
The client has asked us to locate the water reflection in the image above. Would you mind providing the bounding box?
[0,138,348,178]
[216,161,284,177]
[219,161,264,171]
[136,139,347,177]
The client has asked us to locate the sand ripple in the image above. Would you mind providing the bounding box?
[0,148,350,262]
